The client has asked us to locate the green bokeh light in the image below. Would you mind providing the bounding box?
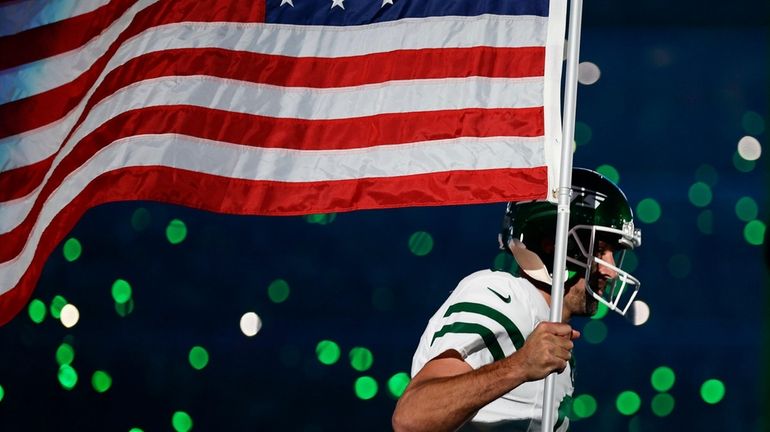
[667,254,691,279]
[267,279,290,303]
[651,366,676,392]
[695,164,719,186]
[0,384,4,403]
[590,302,608,320]
[493,252,518,274]
[742,110,766,135]
[744,220,766,246]
[700,379,726,404]
[28,299,46,324]
[733,151,756,173]
[688,182,712,207]
[349,347,374,372]
[58,364,78,390]
[596,164,620,184]
[129,428,144,432]
[651,393,675,417]
[304,213,337,225]
[616,390,641,415]
[354,376,379,400]
[62,238,82,262]
[697,210,714,235]
[50,295,67,319]
[583,320,607,344]
[91,371,112,393]
[166,219,188,244]
[408,231,434,256]
[131,207,151,231]
[574,121,592,146]
[636,199,661,224]
[111,279,133,304]
[115,298,135,317]
[387,372,410,398]
[56,343,75,366]
[735,197,758,222]
[572,394,597,418]
[189,346,209,370]
[316,340,341,365]
[172,411,193,432]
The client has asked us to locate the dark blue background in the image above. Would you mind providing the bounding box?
[0,0,767,431]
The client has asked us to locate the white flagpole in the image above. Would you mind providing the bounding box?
[541,0,583,429]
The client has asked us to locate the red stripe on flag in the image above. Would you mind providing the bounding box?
[0,106,543,257]
[0,165,546,325]
[0,0,139,70]
[0,159,50,202]
[0,0,266,138]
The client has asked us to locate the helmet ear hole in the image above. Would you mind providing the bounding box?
[539,238,555,255]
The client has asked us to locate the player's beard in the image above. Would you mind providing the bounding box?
[585,271,609,316]
[566,276,600,317]
[584,288,599,316]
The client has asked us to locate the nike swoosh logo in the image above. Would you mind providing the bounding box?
[487,287,511,303]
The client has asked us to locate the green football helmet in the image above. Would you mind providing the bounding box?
[499,168,642,316]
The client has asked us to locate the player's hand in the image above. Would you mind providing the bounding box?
[511,321,580,381]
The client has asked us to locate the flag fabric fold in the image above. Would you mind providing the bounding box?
[0,0,567,325]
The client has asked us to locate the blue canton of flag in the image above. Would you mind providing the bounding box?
[266,0,549,25]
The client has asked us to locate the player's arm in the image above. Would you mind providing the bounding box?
[392,322,579,432]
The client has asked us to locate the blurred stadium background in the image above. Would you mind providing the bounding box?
[0,0,767,430]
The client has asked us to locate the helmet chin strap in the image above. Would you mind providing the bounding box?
[508,238,553,285]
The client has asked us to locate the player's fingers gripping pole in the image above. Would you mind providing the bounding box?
[541,0,583,430]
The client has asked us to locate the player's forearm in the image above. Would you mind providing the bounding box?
[392,356,528,432]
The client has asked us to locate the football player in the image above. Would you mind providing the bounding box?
[393,168,642,432]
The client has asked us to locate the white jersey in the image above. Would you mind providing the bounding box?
[411,269,574,431]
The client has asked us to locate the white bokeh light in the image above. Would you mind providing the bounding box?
[578,62,601,85]
[240,312,262,337]
[737,136,762,161]
[629,300,650,326]
[60,304,80,328]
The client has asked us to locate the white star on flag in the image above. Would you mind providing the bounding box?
[331,0,344,9]
[382,0,394,6]
[280,0,294,6]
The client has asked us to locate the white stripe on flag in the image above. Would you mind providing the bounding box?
[0,133,544,290]
[1,76,544,173]
[0,13,547,104]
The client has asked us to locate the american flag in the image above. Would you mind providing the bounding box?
[0,0,567,325]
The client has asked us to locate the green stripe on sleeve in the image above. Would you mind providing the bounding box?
[556,394,573,430]
[431,322,505,361]
[444,302,526,350]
